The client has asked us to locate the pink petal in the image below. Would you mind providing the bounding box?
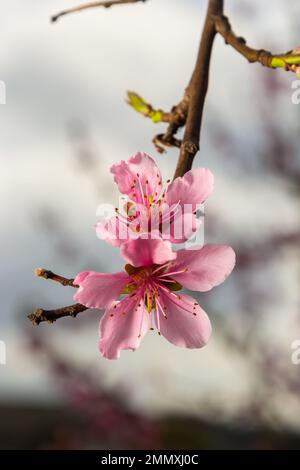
[95,216,139,247]
[157,291,212,349]
[111,152,162,203]
[99,297,151,359]
[74,271,130,309]
[74,271,91,285]
[121,237,176,267]
[165,168,214,211]
[160,206,200,243]
[168,244,236,292]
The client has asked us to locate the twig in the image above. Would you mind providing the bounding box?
[152,127,181,153]
[126,90,189,152]
[214,15,300,69]
[28,303,88,325]
[174,0,224,178]
[34,268,77,287]
[51,0,147,23]
[126,91,171,123]
[29,268,84,325]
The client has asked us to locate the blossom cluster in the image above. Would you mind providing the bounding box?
[74,153,235,359]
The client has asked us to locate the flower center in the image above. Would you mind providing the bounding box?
[123,262,183,303]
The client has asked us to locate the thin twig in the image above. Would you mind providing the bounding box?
[126,90,189,152]
[152,125,182,154]
[51,0,147,23]
[29,269,84,324]
[34,268,77,287]
[214,15,300,68]
[28,303,88,325]
[174,0,224,178]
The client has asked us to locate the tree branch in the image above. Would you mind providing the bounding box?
[174,0,224,178]
[214,15,300,69]
[28,268,85,325]
[127,90,189,153]
[34,268,77,287]
[51,0,147,23]
[28,303,88,325]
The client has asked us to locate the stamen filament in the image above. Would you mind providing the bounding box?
[152,261,172,275]
[158,268,187,278]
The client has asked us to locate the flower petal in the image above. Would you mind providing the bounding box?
[95,216,139,247]
[74,271,130,309]
[160,205,200,244]
[99,296,151,359]
[165,168,214,211]
[157,291,211,349]
[111,152,162,203]
[168,244,236,292]
[121,237,176,267]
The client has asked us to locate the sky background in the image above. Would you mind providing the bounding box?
[1,0,300,432]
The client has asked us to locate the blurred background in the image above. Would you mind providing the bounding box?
[1,0,300,449]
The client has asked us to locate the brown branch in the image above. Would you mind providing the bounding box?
[126,90,189,153]
[213,15,300,69]
[28,269,85,324]
[141,8,300,157]
[214,15,272,66]
[152,125,182,154]
[174,0,224,179]
[28,303,88,325]
[34,268,77,287]
[51,0,147,23]
[152,94,190,153]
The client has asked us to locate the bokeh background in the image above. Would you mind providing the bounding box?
[1,0,300,449]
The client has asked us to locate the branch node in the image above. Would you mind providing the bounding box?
[181,141,199,156]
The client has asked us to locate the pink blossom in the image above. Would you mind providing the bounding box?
[96,152,214,246]
[74,237,235,359]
